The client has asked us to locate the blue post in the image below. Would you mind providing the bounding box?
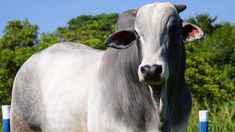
[2,105,10,132]
[199,110,208,132]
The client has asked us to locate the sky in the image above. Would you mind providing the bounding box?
[0,0,234,37]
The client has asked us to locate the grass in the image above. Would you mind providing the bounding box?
[188,99,235,132]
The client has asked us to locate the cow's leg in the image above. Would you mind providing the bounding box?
[10,116,33,132]
[10,94,43,132]
[10,64,43,132]
[10,82,33,132]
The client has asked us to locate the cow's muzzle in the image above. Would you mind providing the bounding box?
[139,64,164,85]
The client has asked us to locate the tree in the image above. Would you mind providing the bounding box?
[185,22,235,105]
[56,13,118,49]
[0,19,39,105]
[0,19,38,50]
[37,32,59,50]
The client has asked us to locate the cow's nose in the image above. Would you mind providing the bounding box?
[140,64,162,79]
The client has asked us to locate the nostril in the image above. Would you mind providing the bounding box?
[152,64,162,74]
[140,65,151,75]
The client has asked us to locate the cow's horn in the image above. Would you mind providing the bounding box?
[174,4,187,13]
[131,10,138,17]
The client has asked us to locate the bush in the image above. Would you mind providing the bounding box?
[185,22,235,105]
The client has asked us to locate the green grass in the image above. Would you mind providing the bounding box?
[188,99,235,132]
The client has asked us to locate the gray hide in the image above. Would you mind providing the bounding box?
[10,2,203,132]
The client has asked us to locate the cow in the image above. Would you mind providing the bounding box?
[10,2,204,132]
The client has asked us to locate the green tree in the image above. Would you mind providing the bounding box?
[185,22,235,105]
[56,13,118,49]
[37,32,59,50]
[0,19,39,105]
[0,19,38,50]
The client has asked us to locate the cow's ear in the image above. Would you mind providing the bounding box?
[182,22,204,42]
[104,30,137,49]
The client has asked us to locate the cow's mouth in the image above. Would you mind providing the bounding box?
[139,77,165,86]
[145,80,164,85]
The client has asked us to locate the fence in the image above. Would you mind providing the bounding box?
[2,105,208,132]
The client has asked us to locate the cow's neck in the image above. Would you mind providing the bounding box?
[149,84,169,126]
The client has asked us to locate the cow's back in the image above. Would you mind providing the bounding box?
[10,42,104,131]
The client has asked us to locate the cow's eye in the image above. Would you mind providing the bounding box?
[169,25,178,35]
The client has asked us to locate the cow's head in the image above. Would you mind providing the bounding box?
[104,2,203,85]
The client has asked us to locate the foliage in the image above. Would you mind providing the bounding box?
[56,13,118,49]
[0,19,38,50]
[185,21,235,105]
[0,20,35,105]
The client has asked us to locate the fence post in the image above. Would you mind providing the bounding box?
[2,105,10,132]
[199,110,208,132]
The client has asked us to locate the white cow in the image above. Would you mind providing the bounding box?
[10,2,203,132]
